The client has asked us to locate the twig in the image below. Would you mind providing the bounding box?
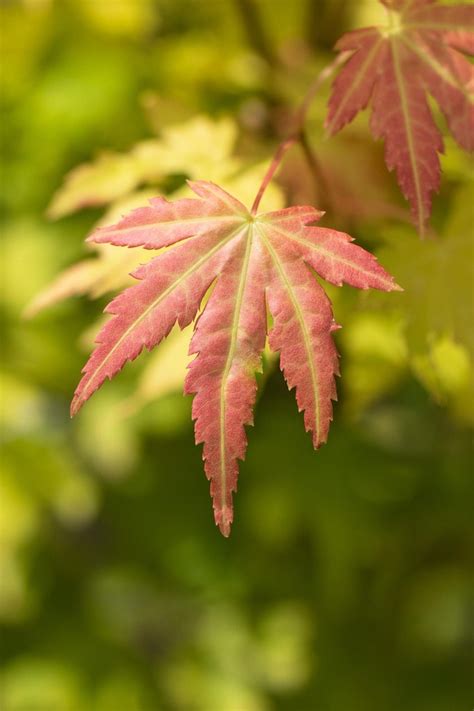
[251,50,351,215]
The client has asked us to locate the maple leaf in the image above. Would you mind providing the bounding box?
[71,181,400,536]
[326,0,474,233]
[378,182,474,359]
[25,191,159,317]
[47,116,243,219]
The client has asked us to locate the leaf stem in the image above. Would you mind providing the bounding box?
[251,50,351,215]
[250,136,297,215]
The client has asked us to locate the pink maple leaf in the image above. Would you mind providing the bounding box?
[326,0,474,233]
[72,181,400,536]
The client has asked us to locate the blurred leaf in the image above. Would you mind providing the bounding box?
[46,115,242,219]
[412,336,470,398]
[2,440,99,528]
[26,191,158,316]
[2,220,75,314]
[0,658,84,711]
[134,115,240,182]
[24,258,107,318]
[400,567,472,656]
[256,604,312,691]
[412,335,474,423]
[163,604,270,711]
[94,674,152,711]
[75,390,139,479]
[379,185,474,358]
[0,372,46,436]
[354,0,388,29]
[123,324,192,415]
[163,660,269,711]
[47,152,147,219]
[0,1,52,103]
[73,0,160,39]
[0,472,38,552]
[340,312,407,415]
[0,553,34,623]
[150,33,244,102]
[24,243,149,317]
[441,136,474,182]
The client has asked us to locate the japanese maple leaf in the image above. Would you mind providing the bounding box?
[326,0,474,233]
[71,181,400,536]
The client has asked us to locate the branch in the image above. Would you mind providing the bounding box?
[251,50,351,215]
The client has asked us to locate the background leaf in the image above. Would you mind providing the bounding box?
[2,0,472,708]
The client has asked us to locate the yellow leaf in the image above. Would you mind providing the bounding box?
[47,152,146,219]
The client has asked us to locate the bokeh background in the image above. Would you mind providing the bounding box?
[1,1,473,709]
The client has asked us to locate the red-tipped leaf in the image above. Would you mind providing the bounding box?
[72,181,400,535]
[326,0,474,233]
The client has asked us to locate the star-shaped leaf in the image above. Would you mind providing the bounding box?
[326,0,474,233]
[71,181,400,535]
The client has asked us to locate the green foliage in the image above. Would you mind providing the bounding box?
[1,0,472,709]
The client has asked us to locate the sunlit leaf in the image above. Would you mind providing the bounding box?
[122,325,192,415]
[74,0,159,39]
[71,181,399,535]
[47,152,150,219]
[133,115,240,182]
[378,184,474,358]
[412,335,474,422]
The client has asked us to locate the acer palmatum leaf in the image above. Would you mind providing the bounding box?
[326,0,474,234]
[72,181,400,536]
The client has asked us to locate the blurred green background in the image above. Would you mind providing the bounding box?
[1,1,473,709]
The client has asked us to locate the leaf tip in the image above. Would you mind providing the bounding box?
[215,506,233,537]
[218,521,232,537]
[70,395,83,418]
[86,228,103,244]
[312,433,327,450]
[186,178,211,195]
[322,122,333,140]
